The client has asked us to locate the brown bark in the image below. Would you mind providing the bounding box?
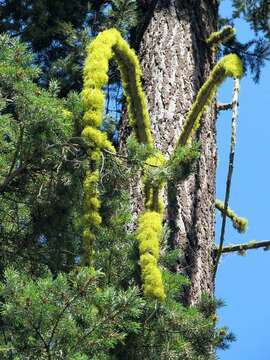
[120,0,218,305]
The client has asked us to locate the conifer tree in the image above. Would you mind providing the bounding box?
[0,1,270,359]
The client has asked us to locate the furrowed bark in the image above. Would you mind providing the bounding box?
[120,0,218,305]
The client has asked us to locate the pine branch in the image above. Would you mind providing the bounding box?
[214,240,270,254]
[48,276,95,348]
[214,78,240,278]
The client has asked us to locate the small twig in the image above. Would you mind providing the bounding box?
[46,142,80,151]
[215,199,247,233]
[48,276,94,350]
[215,240,270,254]
[100,151,105,175]
[214,78,240,278]
[7,123,24,178]
[30,322,52,360]
[37,184,44,199]
[56,162,62,174]
[103,148,128,160]
[226,44,270,61]
[217,102,233,111]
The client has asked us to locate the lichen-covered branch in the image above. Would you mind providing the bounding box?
[214,78,240,277]
[215,199,248,233]
[81,27,244,300]
[138,151,166,300]
[81,171,101,266]
[206,25,236,48]
[82,28,153,146]
[137,211,165,301]
[81,28,153,267]
[176,54,243,148]
[215,240,270,255]
[81,28,164,299]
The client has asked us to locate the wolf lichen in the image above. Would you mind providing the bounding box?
[81,171,101,266]
[177,54,243,147]
[137,211,165,301]
[82,28,153,146]
[215,199,248,233]
[81,27,243,301]
[137,151,167,300]
[81,29,164,299]
[206,25,236,48]
[137,153,166,300]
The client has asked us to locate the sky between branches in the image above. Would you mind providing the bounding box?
[216,1,270,359]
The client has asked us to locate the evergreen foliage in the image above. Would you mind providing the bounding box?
[0,166,234,358]
[0,267,144,359]
[0,266,232,359]
[232,0,270,38]
[0,4,252,359]
[0,35,83,274]
[219,1,270,81]
[0,0,139,94]
[0,0,90,94]
[1,0,270,91]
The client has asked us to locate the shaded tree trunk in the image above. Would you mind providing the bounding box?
[121,0,218,305]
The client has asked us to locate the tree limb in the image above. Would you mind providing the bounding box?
[214,78,240,278]
[217,103,233,111]
[214,240,270,254]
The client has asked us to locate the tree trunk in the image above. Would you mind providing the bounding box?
[121,0,218,305]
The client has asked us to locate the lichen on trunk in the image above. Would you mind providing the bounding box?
[120,0,218,305]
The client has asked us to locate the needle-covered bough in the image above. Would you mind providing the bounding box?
[79,26,259,301]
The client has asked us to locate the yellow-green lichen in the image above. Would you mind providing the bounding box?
[82,126,116,153]
[81,171,101,266]
[137,211,165,301]
[80,28,155,276]
[215,199,248,233]
[80,28,243,301]
[82,28,153,146]
[144,186,164,214]
[177,54,243,147]
[206,26,236,48]
[145,152,165,167]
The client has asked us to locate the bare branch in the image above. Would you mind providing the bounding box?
[215,240,270,254]
[217,102,233,111]
[214,78,240,278]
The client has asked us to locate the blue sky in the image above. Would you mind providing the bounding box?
[216,1,270,359]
